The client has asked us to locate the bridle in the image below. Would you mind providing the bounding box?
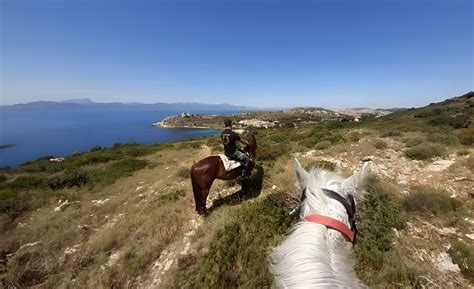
[300,188,358,245]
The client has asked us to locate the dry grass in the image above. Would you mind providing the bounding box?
[2,94,473,287]
[0,145,201,288]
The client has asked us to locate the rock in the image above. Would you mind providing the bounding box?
[107,251,121,267]
[464,218,474,225]
[138,193,145,198]
[91,199,109,206]
[397,178,409,186]
[466,233,474,240]
[272,185,278,190]
[7,241,43,260]
[238,119,277,128]
[427,160,454,172]
[54,200,72,212]
[77,224,90,230]
[49,157,65,162]
[392,228,400,238]
[438,227,457,236]
[362,156,374,162]
[434,252,460,273]
[64,244,80,255]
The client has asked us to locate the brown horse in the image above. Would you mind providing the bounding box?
[190,134,257,215]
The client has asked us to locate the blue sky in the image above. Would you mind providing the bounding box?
[1,0,472,108]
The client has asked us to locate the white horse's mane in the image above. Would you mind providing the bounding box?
[269,160,370,289]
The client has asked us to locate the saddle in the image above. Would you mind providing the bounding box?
[219,154,242,171]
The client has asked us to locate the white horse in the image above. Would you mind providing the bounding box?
[269,159,370,288]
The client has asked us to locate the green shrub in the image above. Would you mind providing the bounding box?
[402,136,426,147]
[257,143,289,162]
[348,132,363,142]
[206,137,221,147]
[449,240,474,282]
[355,177,405,278]
[175,167,190,179]
[90,145,103,152]
[456,150,470,156]
[269,134,286,143]
[0,213,11,231]
[0,174,7,183]
[304,160,336,171]
[224,180,238,188]
[0,187,56,217]
[381,130,402,138]
[304,127,346,148]
[158,189,186,202]
[177,141,204,149]
[457,128,474,145]
[72,153,115,167]
[314,141,331,150]
[173,192,292,288]
[374,140,388,149]
[427,114,469,129]
[89,159,148,186]
[47,170,89,190]
[15,158,66,174]
[381,261,424,288]
[4,176,48,191]
[125,252,151,277]
[404,143,446,160]
[402,188,462,215]
[71,144,157,167]
[426,131,458,145]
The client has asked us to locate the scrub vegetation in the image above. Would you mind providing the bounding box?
[1,92,473,288]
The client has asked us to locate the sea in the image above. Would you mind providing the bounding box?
[0,110,233,168]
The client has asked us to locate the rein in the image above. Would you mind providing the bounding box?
[301,188,358,245]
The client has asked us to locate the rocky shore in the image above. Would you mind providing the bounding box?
[153,108,346,129]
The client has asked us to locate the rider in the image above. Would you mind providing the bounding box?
[221,119,251,177]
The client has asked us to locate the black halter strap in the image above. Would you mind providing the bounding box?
[322,188,357,245]
[300,188,358,245]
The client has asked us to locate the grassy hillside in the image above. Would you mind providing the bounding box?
[1,92,473,288]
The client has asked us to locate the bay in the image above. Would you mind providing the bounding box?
[0,110,230,167]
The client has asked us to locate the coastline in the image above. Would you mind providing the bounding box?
[0,110,221,168]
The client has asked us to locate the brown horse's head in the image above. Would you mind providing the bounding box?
[244,133,257,160]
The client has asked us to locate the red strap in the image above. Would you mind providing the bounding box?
[304,214,354,243]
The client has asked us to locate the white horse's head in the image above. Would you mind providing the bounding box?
[269,159,370,288]
[295,158,369,220]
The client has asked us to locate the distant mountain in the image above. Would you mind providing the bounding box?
[61,98,95,105]
[0,99,257,112]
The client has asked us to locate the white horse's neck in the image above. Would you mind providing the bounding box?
[270,168,366,288]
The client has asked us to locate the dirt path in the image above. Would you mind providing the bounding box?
[139,145,215,288]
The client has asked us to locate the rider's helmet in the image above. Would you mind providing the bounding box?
[224,119,232,127]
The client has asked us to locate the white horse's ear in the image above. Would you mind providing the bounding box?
[295,158,309,190]
[341,162,370,198]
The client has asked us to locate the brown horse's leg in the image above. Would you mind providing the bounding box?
[191,171,205,214]
[191,167,213,216]
[199,188,210,216]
